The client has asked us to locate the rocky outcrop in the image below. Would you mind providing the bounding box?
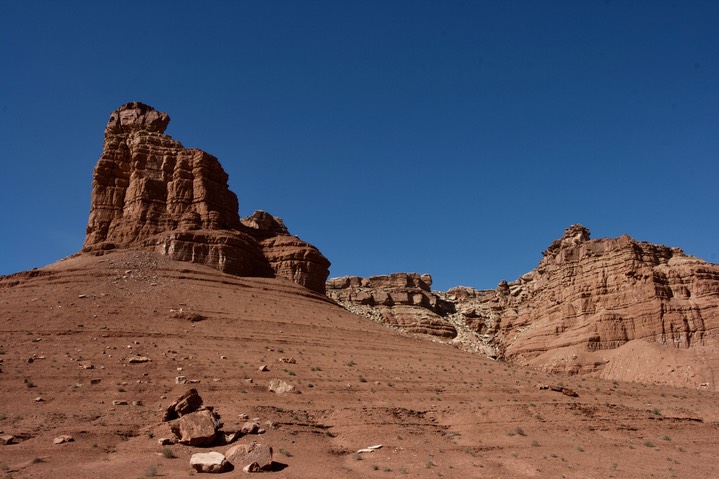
[326,273,458,339]
[328,226,719,388]
[458,225,719,364]
[82,102,329,293]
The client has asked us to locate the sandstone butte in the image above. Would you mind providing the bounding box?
[2,102,719,478]
[83,101,330,294]
[327,224,719,390]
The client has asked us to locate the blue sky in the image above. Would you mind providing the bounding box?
[1,1,717,291]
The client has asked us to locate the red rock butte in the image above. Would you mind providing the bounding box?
[83,102,330,293]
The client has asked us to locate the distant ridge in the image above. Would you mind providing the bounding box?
[328,224,719,389]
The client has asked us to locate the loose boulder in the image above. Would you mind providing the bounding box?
[190,451,230,473]
[163,388,203,421]
[225,441,273,471]
[268,379,296,394]
[170,409,219,446]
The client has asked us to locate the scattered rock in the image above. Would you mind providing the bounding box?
[357,444,383,453]
[222,430,242,445]
[536,384,579,397]
[127,356,151,364]
[158,437,175,446]
[0,434,15,445]
[268,379,296,394]
[278,357,296,364]
[258,365,269,372]
[190,451,230,473]
[243,462,262,473]
[90,378,102,385]
[225,441,273,471]
[240,422,260,435]
[163,388,203,421]
[53,435,74,444]
[112,400,128,406]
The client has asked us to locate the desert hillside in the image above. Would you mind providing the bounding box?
[1,251,719,478]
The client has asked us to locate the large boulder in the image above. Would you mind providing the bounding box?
[170,409,219,446]
[190,451,230,473]
[225,441,273,471]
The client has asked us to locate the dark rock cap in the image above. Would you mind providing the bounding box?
[105,101,170,135]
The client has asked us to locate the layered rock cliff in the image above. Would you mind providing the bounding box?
[326,273,457,338]
[83,102,330,293]
[327,225,719,388]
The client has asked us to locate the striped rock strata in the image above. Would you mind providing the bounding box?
[83,102,329,293]
[328,225,719,388]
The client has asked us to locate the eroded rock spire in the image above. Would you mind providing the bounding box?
[83,102,330,293]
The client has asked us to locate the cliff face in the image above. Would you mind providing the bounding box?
[327,225,719,388]
[453,225,719,359]
[326,273,458,338]
[83,102,330,293]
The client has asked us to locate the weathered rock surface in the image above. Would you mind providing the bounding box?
[453,225,719,364]
[163,388,203,421]
[267,379,296,394]
[170,409,219,446]
[190,451,230,473]
[225,441,273,471]
[82,102,329,293]
[326,273,458,339]
[328,225,719,388]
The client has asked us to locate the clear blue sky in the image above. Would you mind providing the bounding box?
[1,1,717,291]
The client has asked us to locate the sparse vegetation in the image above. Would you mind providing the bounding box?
[161,448,175,458]
[644,440,655,447]
[144,464,158,477]
[279,448,292,457]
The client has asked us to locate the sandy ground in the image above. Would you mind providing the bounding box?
[1,250,718,478]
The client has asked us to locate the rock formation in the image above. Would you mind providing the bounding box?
[457,224,719,362]
[328,225,719,387]
[82,102,329,293]
[326,273,457,338]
